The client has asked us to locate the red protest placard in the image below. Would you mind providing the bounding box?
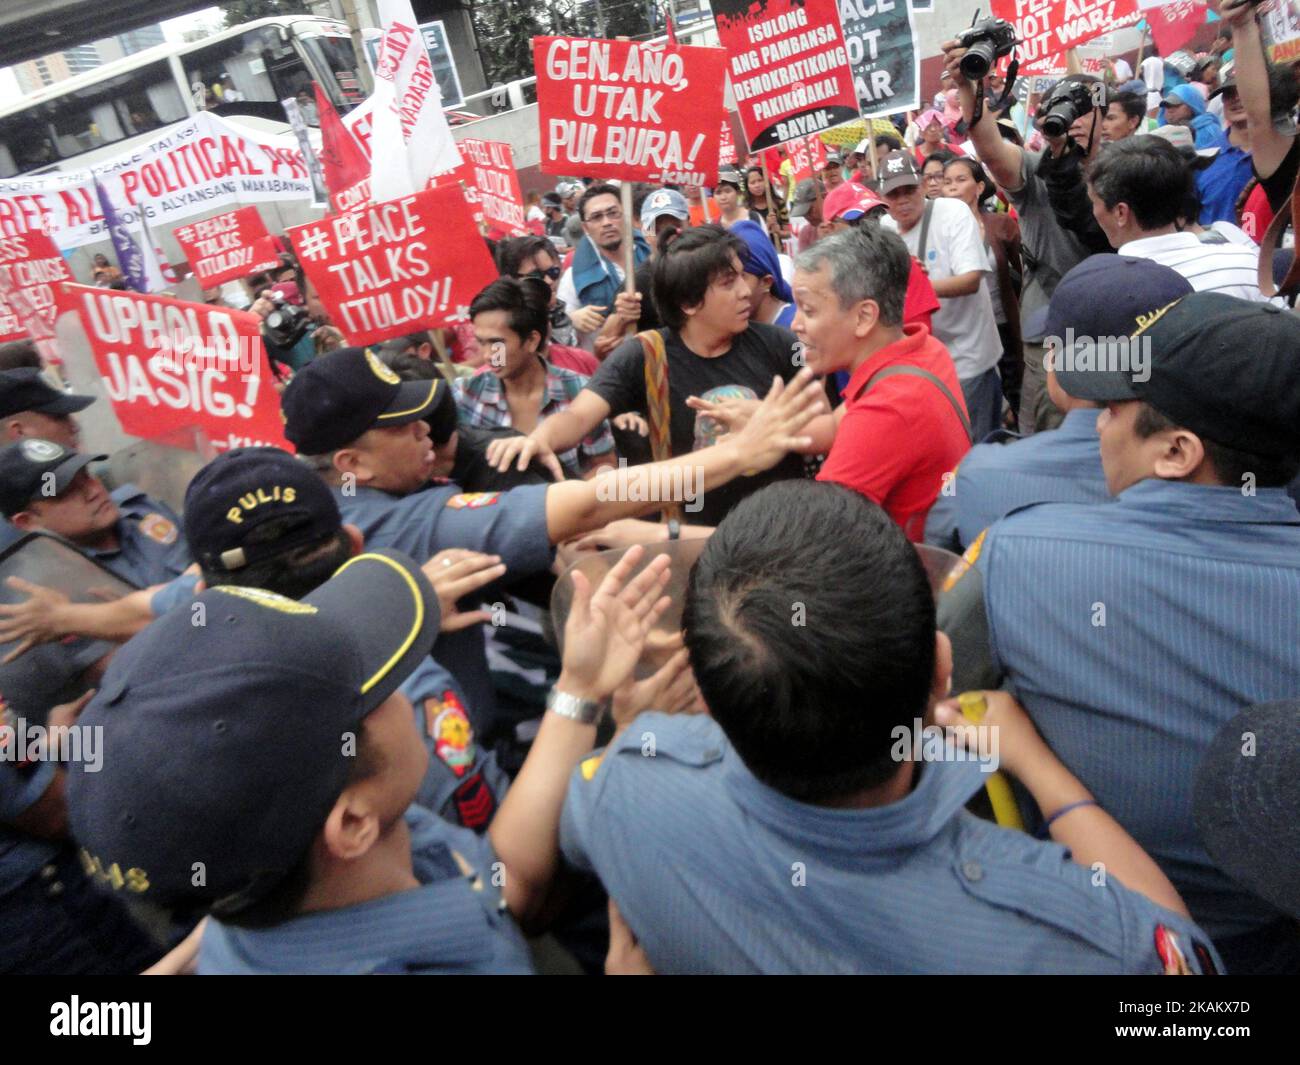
[534,36,728,187]
[0,231,71,345]
[287,185,497,345]
[1149,2,1207,59]
[788,135,827,184]
[172,207,280,289]
[457,138,528,238]
[711,0,859,151]
[64,282,290,452]
[990,0,1139,71]
[720,118,738,166]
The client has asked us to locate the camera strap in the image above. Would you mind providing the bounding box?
[974,54,1019,127]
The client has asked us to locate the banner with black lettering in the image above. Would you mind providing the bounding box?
[841,0,919,117]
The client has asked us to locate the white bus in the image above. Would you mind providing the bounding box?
[0,15,367,179]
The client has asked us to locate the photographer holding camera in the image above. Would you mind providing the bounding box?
[943,27,1102,435]
[252,281,316,375]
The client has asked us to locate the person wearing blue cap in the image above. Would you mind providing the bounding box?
[1161,83,1230,152]
[0,438,190,590]
[283,344,824,737]
[730,219,795,328]
[64,537,679,974]
[939,292,1300,973]
[924,255,1192,551]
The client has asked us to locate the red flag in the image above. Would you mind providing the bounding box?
[315,83,370,200]
[1148,2,1207,60]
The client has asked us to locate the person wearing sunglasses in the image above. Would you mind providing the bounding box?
[496,235,593,369]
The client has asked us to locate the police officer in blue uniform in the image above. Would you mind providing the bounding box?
[1,691,161,974]
[925,257,1192,550]
[279,345,825,741]
[179,446,511,832]
[65,551,534,975]
[938,293,1300,974]
[559,480,1220,974]
[0,438,190,589]
[0,367,96,553]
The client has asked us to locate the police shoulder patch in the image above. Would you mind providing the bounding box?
[446,492,501,510]
[941,528,987,593]
[138,513,178,545]
[426,691,475,777]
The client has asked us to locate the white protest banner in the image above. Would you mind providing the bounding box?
[369,0,462,201]
[0,112,315,249]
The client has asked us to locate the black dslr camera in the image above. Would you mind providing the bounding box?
[955,17,1018,80]
[262,292,310,349]
[1037,79,1099,139]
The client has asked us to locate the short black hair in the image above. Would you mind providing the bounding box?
[578,182,621,221]
[200,520,352,602]
[1110,91,1147,123]
[212,719,383,928]
[652,224,746,331]
[1134,403,1300,488]
[875,133,903,151]
[1087,137,1191,231]
[0,340,43,371]
[922,149,957,172]
[682,481,937,803]
[468,276,550,345]
[495,235,560,278]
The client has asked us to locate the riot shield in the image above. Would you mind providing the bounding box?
[0,533,137,724]
[94,431,216,516]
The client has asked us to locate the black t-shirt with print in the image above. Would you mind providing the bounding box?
[586,321,806,526]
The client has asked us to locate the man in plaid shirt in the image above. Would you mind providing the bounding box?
[454,278,615,479]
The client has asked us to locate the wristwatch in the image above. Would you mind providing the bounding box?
[546,687,608,725]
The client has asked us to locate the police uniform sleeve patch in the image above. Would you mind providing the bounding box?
[138,513,178,545]
[1154,925,1195,975]
[426,692,475,776]
[446,492,501,510]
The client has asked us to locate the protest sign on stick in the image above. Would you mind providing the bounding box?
[841,0,921,117]
[990,0,1140,71]
[64,282,289,452]
[711,0,859,151]
[0,230,72,347]
[534,36,728,187]
[457,138,529,237]
[172,207,280,289]
[288,185,497,346]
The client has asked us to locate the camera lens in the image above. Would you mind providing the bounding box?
[1041,102,1077,138]
[961,41,995,81]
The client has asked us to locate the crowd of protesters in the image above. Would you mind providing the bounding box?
[0,2,1298,977]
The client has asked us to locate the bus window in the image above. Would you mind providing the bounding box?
[299,33,366,112]
[0,60,185,173]
[185,26,310,113]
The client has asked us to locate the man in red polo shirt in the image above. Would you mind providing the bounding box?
[793,225,970,541]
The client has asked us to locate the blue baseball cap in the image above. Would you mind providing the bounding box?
[731,220,793,303]
[183,446,342,574]
[65,548,440,915]
[281,346,443,454]
[1027,254,1193,351]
